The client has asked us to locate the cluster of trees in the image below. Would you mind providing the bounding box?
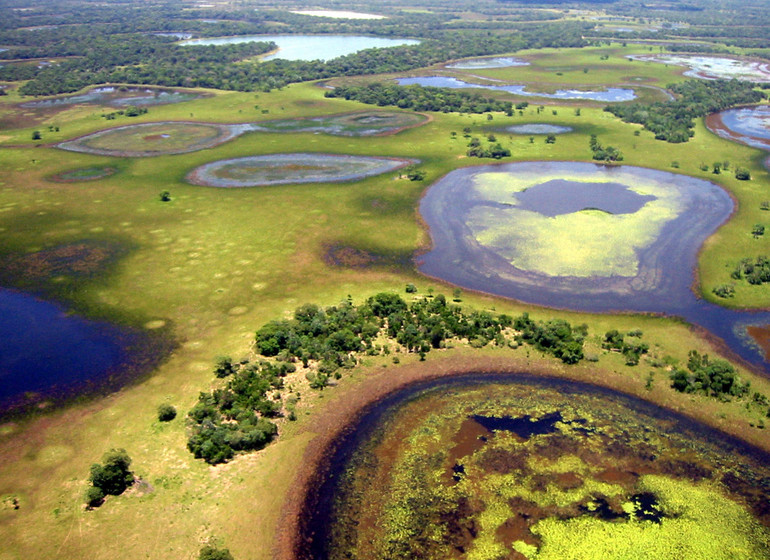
[85,449,133,508]
[466,136,511,159]
[513,313,586,364]
[670,350,750,399]
[605,79,765,143]
[589,134,623,161]
[255,293,588,369]
[186,359,286,464]
[731,256,770,286]
[326,82,515,114]
[602,329,649,365]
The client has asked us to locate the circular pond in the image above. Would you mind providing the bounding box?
[48,166,117,183]
[419,161,731,311]
[302,374,770,560]
[57,121,246,157]
[186,153,417,188]
[505,124,573,135]
[251,111,427,136]
[20,86,202,109]
[706,105,770,151]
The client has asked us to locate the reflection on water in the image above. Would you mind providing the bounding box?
[707,105,770,151]
[397,76,636,102]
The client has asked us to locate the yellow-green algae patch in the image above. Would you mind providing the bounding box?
[469,169,681,277]
[529,475,770,559]
[320,378,770,560]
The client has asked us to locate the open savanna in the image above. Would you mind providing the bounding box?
[1,80,770,559]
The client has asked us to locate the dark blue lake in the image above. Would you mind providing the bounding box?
[0,288,166,414]
[396,76,636,102]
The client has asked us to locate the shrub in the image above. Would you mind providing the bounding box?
[157,403,177,422]
[84,486,105,508]
[199,545,234,560]
[735,167,751,180]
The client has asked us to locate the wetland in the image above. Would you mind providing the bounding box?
[303,374,770,560]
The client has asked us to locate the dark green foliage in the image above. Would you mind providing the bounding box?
[214,356,236,378]
[670,350,749,399]
[605,80,765,143]
[735,167,752,180]
[514,313,585,364]
[84,486,105,508]
[602,329,649,365]
[467,141,511,159]
[157,403,177,422]
[187,359,287,464]
[731,256,770,286]
[589,134,623,162]
[159,191,171,202]
[545,134,556,144]
[752,225,765,238]
[199,545,234,560]
[712,284,735,298]
[326,82,515,115]
[88,448,133,499]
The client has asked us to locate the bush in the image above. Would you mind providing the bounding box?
[199,545,234,560]
[157,403,177,422]
[735,167,751,180]
[84,486,105,508]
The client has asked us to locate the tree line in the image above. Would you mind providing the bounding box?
[605,79,766,143]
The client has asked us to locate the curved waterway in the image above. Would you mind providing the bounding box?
[418,161,770,370]
[706,105,770,152]
[397,76,636,102]
[300,373,770,559]
[0,288,168,414]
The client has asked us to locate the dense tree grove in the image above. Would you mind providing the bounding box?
[669,351,750,398]
[605,79,765,143]
[186,359,286,464]
[326,82,514,114]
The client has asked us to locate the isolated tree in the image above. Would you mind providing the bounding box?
[89,448,133,496]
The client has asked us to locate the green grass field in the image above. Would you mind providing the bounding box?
[1,60,770,560]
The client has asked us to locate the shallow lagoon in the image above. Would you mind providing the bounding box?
[180,34,420,61]
[418,161,770,368]
[706,105,770,151]
[397,76,636,102]
[186,153,416,187]
[628,55,770,83]
[303,374,770,559]
[446,56,529,70]
[505,124,573,135]
[21,86,202,109]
